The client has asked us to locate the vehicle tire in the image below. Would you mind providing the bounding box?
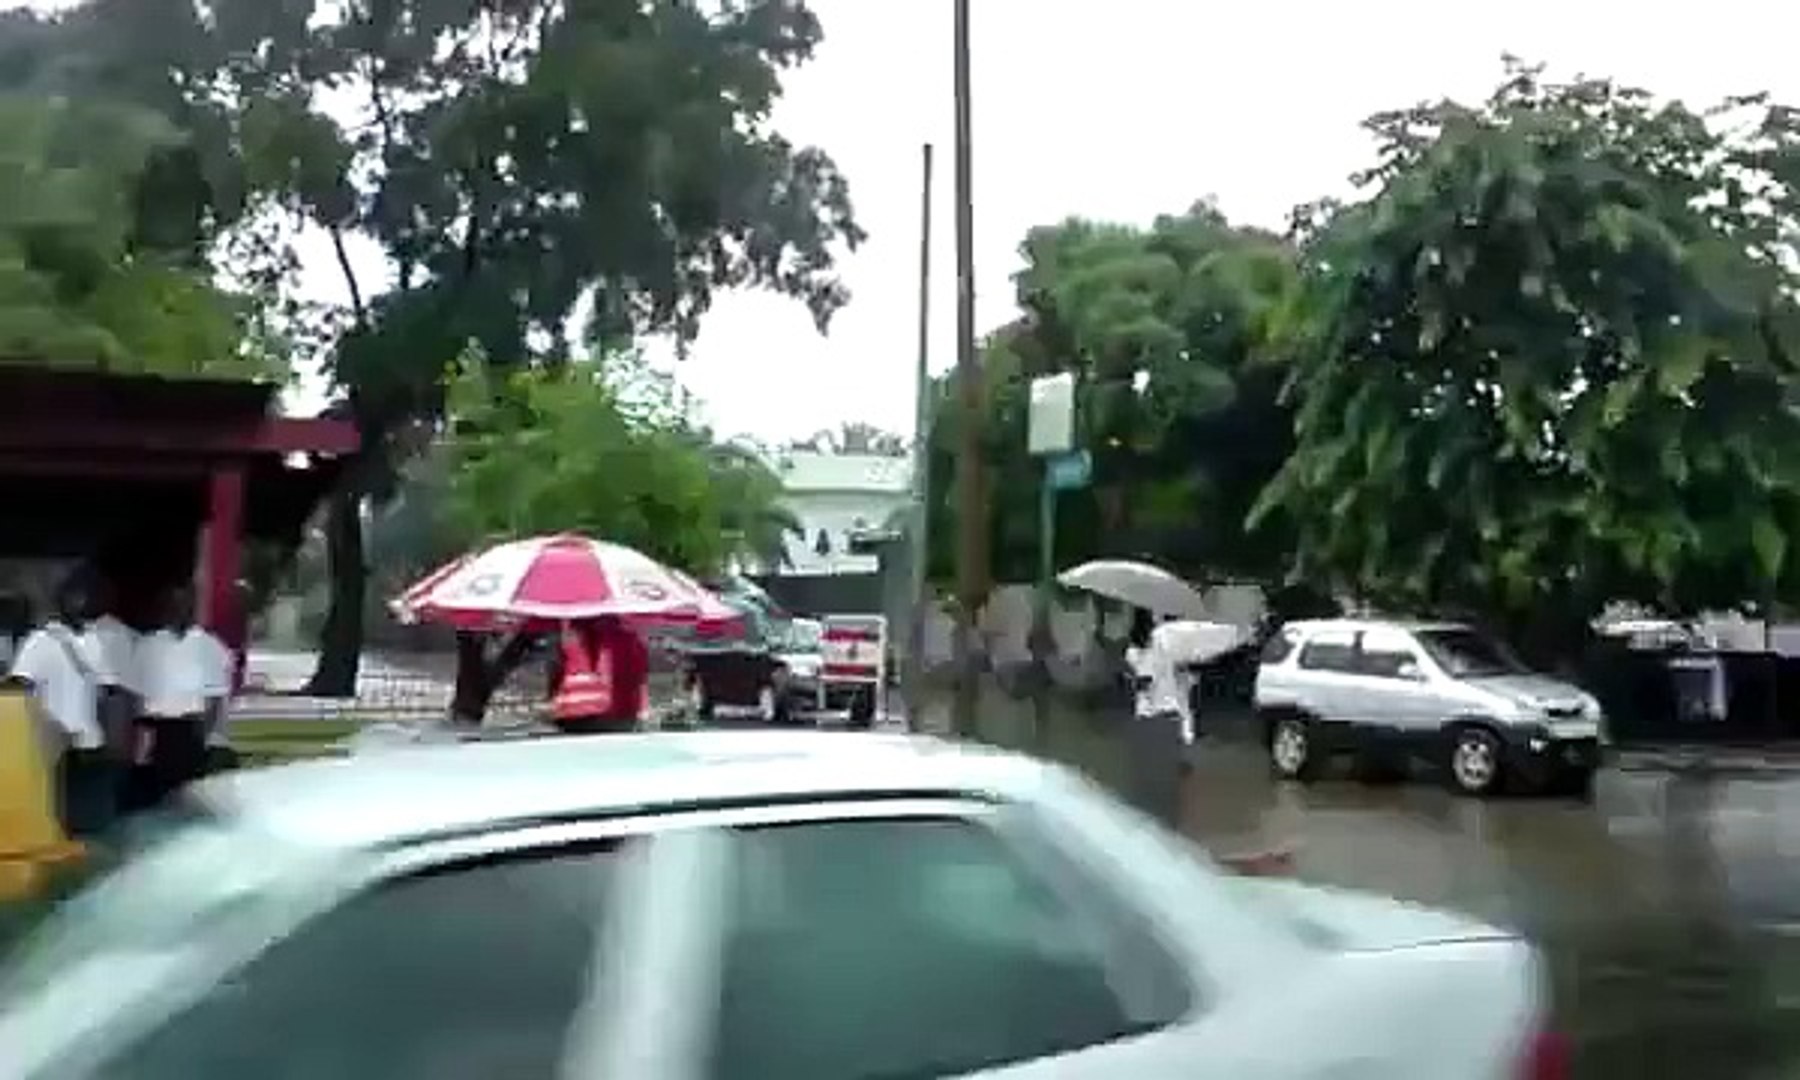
[690,679,714,722]
[1445,725,1506,797]
[1268,714,1320,782]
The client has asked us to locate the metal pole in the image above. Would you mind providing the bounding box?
[1031,466,1056,748]
[906,142,934,721]
[951,0,983,737]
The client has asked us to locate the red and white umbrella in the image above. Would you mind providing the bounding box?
[393,533,741,632]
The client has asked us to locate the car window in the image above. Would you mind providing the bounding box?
[1357,627,1424,679]
[1296,629,1358,673]
[1415,627,1528,678]
[1258,627,1300,665]
[708,817,1190,1080]
[92,840,623,1080]
[781,620,823,652]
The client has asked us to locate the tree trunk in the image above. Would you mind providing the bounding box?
[305,485,367,697]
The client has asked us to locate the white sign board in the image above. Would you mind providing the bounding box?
[1027,372,1076,456]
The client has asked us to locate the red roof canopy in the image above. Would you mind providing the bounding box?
[0,367,359,561]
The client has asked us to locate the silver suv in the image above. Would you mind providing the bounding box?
[1252,619,1604,797]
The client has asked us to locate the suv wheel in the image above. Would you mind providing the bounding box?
[1269,716,1318,782]
[1446,726,1505,796]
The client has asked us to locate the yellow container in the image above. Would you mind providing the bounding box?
[0,683,85,903]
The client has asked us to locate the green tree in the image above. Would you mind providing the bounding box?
[791,422,909,457]
[440,348,797,576]
[1252,60,1800,655]
[67,0,865,692]
[925,204,1300,589]
[0,87,279,379]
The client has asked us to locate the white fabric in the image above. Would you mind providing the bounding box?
[1128,622,1195,745]
[1150,620,1246,666]
[82,614,141,693]
[10,621,103,750]
[137,628,233,720]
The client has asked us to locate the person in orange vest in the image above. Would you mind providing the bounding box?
[550,615,650,734]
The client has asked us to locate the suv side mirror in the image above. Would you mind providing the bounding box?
[1396,661,1424,681]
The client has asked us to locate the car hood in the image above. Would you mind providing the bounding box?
[779,652,822,673]
[1465,674,1587,709]
[1234,878,1513,953]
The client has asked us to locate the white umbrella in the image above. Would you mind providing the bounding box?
[1057,559,1211,620]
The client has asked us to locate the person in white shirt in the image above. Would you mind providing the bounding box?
[1123,607,1188,827]
[9,574,113,836]
[130,585,233,810]
[82,586,141,767]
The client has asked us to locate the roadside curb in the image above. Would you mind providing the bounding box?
[1612,746,1800,776]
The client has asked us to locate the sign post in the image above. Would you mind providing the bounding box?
[1040,448,1091,590]
[1026,376,1084,743]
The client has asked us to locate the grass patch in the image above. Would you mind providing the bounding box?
[227,717,367,765]
[230,717,367,743]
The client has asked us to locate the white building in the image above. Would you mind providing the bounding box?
[768,451,912,576]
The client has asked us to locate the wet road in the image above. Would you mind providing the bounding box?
[916,689,1800,1078]
[1185,744,1800,1078]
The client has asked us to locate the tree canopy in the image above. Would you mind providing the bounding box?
[790,422,910,457]
[4,0,864,690]
[0,83,281,380]
[439,349,796,575]
[925,60,1800,649]
[926,202,1301,590]
[1252,60,1800,638]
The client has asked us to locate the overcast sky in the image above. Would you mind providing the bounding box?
[25,0,1800,442]
[672,0,1800,445]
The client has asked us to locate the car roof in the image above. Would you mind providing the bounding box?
[195,731,1050,850]
[1279,617,1471,635]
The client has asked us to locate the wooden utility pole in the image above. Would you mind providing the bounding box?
[906,143,934,715]
[951,0,983,735]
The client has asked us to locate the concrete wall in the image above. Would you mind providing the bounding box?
[913,581,1269,689]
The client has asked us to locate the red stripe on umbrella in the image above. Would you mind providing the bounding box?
[511,535,618,607]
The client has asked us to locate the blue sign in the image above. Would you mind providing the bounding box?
[1045,449,1092,491]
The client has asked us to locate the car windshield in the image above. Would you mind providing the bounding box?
[778,621,823,653]
[1415,628,1529,678]
[0,797,346,1007]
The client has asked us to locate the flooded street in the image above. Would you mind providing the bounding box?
[918,689,1800,1078]
[1183,744,1800,1077]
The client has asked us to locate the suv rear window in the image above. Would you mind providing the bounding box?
[1258,629,1299,665]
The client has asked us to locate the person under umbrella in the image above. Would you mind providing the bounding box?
[1123,607,1189,827]
[548,615,650,734]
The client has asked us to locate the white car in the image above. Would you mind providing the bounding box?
[0,733,1564,1079]
[1254,619,1604,797]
